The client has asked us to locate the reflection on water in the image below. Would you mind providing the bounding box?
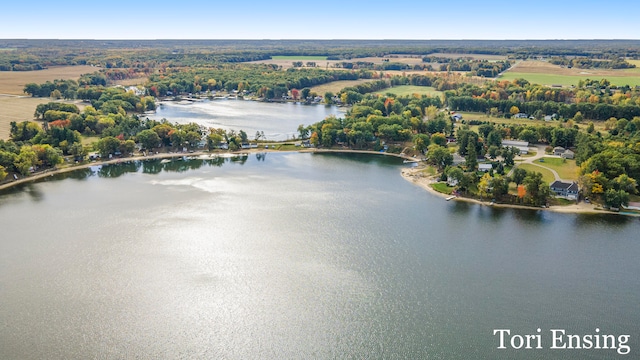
[1,153,639,359]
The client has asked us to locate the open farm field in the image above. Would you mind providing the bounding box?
[113,77,148,86]
[499,60,640,87]
[309,79,378,95]
[0,96,43,139]
[375,85,442,97]
[0,96,86,140]
[247,55,427,69]
[428,53,508,60]
[271,56,328,60]
[0,65,97,95]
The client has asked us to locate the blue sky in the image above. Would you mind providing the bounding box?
[1,1,638,40]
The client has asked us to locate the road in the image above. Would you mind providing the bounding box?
[508,144,565,182]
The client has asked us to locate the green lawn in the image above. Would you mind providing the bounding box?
[498,72,640,87]
[431,182,455,194]
[271,56,328,60]
[516,164,556,184]
[534,157,579,181]
[375,85,442,97]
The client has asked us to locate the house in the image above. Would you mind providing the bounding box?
[513,113,529,119]
[451,113,463,121]
[478,163,493,172]
[544,113,558,121]
[553,146,575,159]
[550,180,579,200]
[241,143,251,149]
[501,140,529,154]
[301,139,313,148]
[447,177,459,187]
[561,149,574,159]
[553,146,566,156]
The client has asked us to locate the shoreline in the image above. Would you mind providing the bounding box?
[0,148,415,192]
[399,166,636,217]
[1,149,637,218]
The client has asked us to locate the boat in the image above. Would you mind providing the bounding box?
[446,196,456,201]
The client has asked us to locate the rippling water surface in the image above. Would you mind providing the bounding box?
[0,153,639,359]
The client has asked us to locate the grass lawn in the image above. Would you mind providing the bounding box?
[534,157,579,180]
[516,163,556,184]
[310,79,378,95]
[271,56,328,60]
[431,182,455,194]
[374,85,442,97]
[498,72,640,87]
[81,135,100,148]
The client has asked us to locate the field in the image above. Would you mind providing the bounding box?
[309,79,378,95]
[0,96,86,140]
[428,53,508,61]
[271,56,328,60]
[499,60,640,87]
[0,65,97,95]
[247,55,427,69]
[374,85,442,97]
[431,182,455,194]
[0,96,44,139]
[534,157,579,181]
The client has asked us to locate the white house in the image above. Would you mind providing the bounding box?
[501,140,529,155]
[478,163,493,172]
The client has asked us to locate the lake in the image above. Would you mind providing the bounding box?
[0,153,638,359]
[147,99,345,141]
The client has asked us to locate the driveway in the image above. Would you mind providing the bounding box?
[508,144,564,182]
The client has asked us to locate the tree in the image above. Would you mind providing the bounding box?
[291,89,300,100]
[120,139,136,155]
[511,167,527,186]
[0,165,7,181]
[297,124,309,140]
[465,140,477,171]
[15,146,39,175]
[137,129,161,150]
[523,172,550,206]
[478,172,492,199]
[413,134,431,154]
[324,92,334,104]
[309,131,319,147]
[613,174,637,194]
[446,166,464,185]
[510,106,520,115]
[426,144,453,170]
[604,189,629,209]
[301,88,311,100]
[96,136,120,157]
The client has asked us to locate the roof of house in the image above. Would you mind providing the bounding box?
[479,163,493,169]
[553,146,565,151]
[564,149,574,154]
[502,140,529,147]
[550,180,579,192]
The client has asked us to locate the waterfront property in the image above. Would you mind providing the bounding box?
[550,180,579,200]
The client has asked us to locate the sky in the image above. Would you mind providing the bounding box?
[1,0,639,40]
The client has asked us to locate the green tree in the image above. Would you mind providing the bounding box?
[0,165,7,181]
[324,92,334,104]
[465,140,477,171]
[511,167,527,186]
[137,129,161,150]
[604,189,629,209]
[523,172,550,206]
[96,136,120,157]
[413,134,431,154]
[297,124,309,139]
[426,144,453,171]
[15,146,40,175]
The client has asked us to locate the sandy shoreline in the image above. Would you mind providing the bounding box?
[399,166,634,216]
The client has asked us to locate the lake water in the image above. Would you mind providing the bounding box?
[1,153,638,359]
[147,99,345,141]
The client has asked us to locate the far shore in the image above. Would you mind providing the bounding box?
[0,148,416,192]
[1,148,637,218]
